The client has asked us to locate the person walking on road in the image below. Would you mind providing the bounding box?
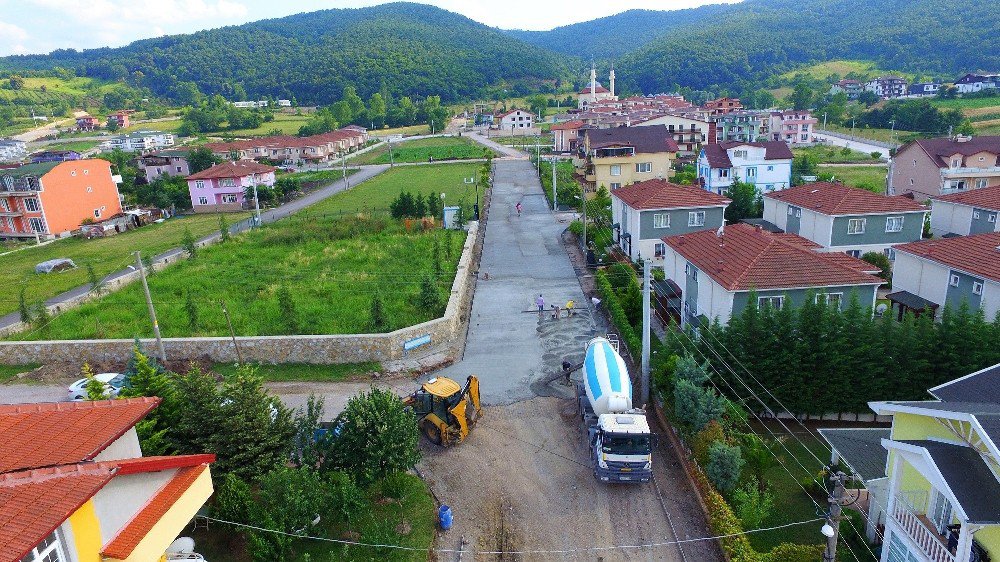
[536,294,544,315]
[515,201,522,217]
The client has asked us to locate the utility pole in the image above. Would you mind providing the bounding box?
[889,120,896,145]
[135,251,165,362]
[551,157,557,212]
[342,151,349,189]
[640,259,651,407]
[822,471,850,562]
[823,112,828,130]
[581,185,587,256]
[220,300,243,365]
[251,176,261,227]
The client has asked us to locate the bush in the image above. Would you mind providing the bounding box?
[871,151,882,159]
[706,440,745,493]
[861,251,892,286]
[692,420,726,466]
[761,543,825,562]
[731,476,774,529]
[595,270,641,356]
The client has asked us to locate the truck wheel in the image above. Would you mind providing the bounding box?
[421,419,443,446]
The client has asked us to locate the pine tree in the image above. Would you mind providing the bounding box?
[418,274,442,312]
[87,262,105,295]
[18,287,32,324]
[33,302,51,337]
[369,292,388,332]
[432,238,442,276]
[185,290,199,332]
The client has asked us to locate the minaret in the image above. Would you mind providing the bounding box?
[609,64,616,99]
[590,63,598,104]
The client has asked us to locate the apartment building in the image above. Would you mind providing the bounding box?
[890,136,1000,201]
[769,110,818,145]
[577,125,678,193]
[697,141,794,194]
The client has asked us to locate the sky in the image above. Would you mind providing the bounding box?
[0,0,741,57]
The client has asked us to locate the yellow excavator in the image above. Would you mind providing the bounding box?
[403,375,482,446]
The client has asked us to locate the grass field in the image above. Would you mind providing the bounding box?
[930,95,1000,112]
[225,113,313,136]
[36,139,101,153]
[822,123,911,144]
[300,163,483,218]
[779,60,899,82]
[122,118,183,134]
[349,136,492,165]
[377,124,431,137]
[212,361,382,382]
[794,145,884,163]
[818,164,887,190]
[0,76,115,103]
[0,364,41,383]
[0,213,250,317]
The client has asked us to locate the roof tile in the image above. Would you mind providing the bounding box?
[894,231,1000,282]
[611,179,730,210]
[933,184,1000,211]
[765,182,927,215]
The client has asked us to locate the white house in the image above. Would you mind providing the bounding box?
[496,109,534,131]
[930,184,1000,236]
[888,232,1000,320]
[0,138,27,163]
[697,141,794,195]
[954,73,999,95]
[277,99,292,107]
[109,130,175,153]
[763,182,928,259]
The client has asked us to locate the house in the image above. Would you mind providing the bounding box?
[865,363,1000,562]
[908,82,942,97]
[697,141,794,195]
[610,178,730,262]
[577,125,678,193]
[866,77,909,99]
[0,138,27,163]
[703,97,744,115]
[888,231,1000,320]
[0,159,123,239]
[551,120,585,153]
[186,160,276,212]
[818,427,892,543]
[763,182,928,259]
[495,109,534,131]
[202,128,369,164]
[930,184,1000,236]
[769,110,818,144]
[635,114,714,156]
[107,111,131,129]
[830,79,864,100]
[660,222,883,327]
[231,100,268,108]
[711,111,771,143]
[75,114,101,131]
[277,99,292,107]
[139,148,191,182]
[109,130,175,153]
[954,73,1000,95]
[0,398,215,562]
[889,136,1000,202]
[30,150,81,164]
[578,64,617,109]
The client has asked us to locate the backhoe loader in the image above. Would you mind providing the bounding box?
[403,375,482,446]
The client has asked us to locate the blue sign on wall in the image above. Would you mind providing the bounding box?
[404,334,432,351]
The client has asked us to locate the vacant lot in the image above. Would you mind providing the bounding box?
[0,213,249,317]
[818,164,887,191]
[779,60,892,81]
[795,145,884,163]
[930,95,1000,112]
[822,123,911,144]
[349,136,492,165]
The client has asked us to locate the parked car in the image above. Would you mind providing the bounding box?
[67,372,126,401]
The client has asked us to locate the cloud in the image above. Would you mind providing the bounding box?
[0,20,30,56]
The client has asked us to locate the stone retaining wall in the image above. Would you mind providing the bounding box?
[0,223,480,365]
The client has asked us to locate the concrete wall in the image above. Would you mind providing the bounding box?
[0,223,480,365]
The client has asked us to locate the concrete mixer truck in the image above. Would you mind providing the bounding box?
[578,337,653,483]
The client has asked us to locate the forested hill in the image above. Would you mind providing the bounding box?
[505,5,737,60]
[0,2,571,105]
[615,0,1000,95]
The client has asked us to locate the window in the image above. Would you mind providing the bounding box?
[884,248,896,261]
[950,274,960,287]
[0,199,7,212]
[719,169,730,178]
[847,218,866,234]
[198,197,209,205]
[19,530,67,562]
[787,207,794,216]
[610,182,622,190]
[194,180,205,189]
[221,194,239,204]
[654,242,666,257]
[816,293,843,308]
[758,296,783,309]
[951,158,960,168]
[885,216,904,232]
[974,210,981,219]
[976,178,988,189]
[688,211,706,227]
[24,198,40,212]
[636,162,652,173]
[973,281,984,295]
[847,250,861,258]
[746,167,757,178]
[94,209,101,219]
[28,217,44,232]
[653,213,670,228]
[220,178,237,187]
[176,166,182,172]
[766,184,775,191]
[608,165,622,177]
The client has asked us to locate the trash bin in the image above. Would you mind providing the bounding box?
[438,505,453,530]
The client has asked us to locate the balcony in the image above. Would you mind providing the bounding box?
[594,147,635,159]
[0,176,41,196]
[891,491,955,562]
[941,166,1000,179]
[0,208,23,217]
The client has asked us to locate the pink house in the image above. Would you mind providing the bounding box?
[769,110,818,145]
[186,161,276,213]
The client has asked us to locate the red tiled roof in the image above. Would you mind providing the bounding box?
[101,463,210,560]
[612,179,730,210]
[933,184,1000,211]
[186,160,276,180]
[701,141,794,168]
[0,465,116,562]
[907,136,1000,168]
[765,182,927,215]
[894,231,1000,282]
[663,223,884,291]
[580,85,610,94]
[0,398,160,474]
[551,120,584,131]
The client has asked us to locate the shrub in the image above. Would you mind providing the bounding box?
[861,251,892,286]
[871,151,882,159]
[761,543,825,562]
[276,284,299,334]
[706,440,745,493]
[595,270,641,355]
[181,227,197,257]
[692,420,726,466]
[731,476,774,529]
[369,292,389,332]
[418,274,443,312]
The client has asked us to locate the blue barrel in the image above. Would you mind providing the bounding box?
[438,505,453,530]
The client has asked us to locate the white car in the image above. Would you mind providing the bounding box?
[67,372,126,401]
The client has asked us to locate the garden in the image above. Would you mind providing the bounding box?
[348,136,493,165]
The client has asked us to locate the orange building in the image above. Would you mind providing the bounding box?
[0,159,123,239]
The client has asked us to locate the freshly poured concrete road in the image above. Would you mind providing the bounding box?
[433,158,596,405]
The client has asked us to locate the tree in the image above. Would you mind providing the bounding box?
[181,227,197,257]
[184,290,199,332]
[106,119,120,133]
[856,90,880,107]
[367,92,387,129]
[724,180,762,222]
[81,363,107,401]
[18,287,32,324]
[672,355,725,433]
[732,476,774,529]
[87,263,106,295]
[277,284,299,334]
[8,75,25,90]
[432,238,442,276]
[186,146,219,174]
[706,440,744,493]
[422,95,450,133]
[692,420,725,467]
[342,86,365,123]
[418,274,442,312]
[118,349,178,454]
[324,387,421,484]
[368,292,389,332]
[861,251,892,286]
[218,214,230,242]
[789,82,814,111]
[526,94,547,116]
[213,368,296,479]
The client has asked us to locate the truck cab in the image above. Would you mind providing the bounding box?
[590,413,652,482]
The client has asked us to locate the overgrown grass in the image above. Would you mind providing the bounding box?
[930,95,1000,112]
[0,364,41,383]
[300,163,482,218]
[794,145,884,163]
[122,118,183,134]
[0,213,250,317]
[349,136,492,165]
[821,124,912,144]
[36,139,101,153]
[279,168,359,187]
[778,60,895,82]
[9,217,466,340]
[817,164,887,191]
[224,113,314,137]
[377,124,431,137]
[212,361,382,382]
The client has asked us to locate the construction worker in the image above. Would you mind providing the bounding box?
[565,300,575,317]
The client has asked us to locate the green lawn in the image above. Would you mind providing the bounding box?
[821,124,911,145]
[36,139,101,153]
[224,113,314,137]
[377,124,431,137]
[817,165,887,191]
[0,364,41,383]
[930,95,1000,111]
[0,213,250,317]
[192,472,435,562]
[212,361,382,382]
[349,136,492,165]
[300,163,483,218]
[8,217,466,340]
[779,60,895,82]
[122,118,184,134]
[794,145,884,163]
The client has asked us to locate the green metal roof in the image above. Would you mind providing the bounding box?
[1,161,60,178]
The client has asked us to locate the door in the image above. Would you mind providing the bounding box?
[930,489,953,535]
